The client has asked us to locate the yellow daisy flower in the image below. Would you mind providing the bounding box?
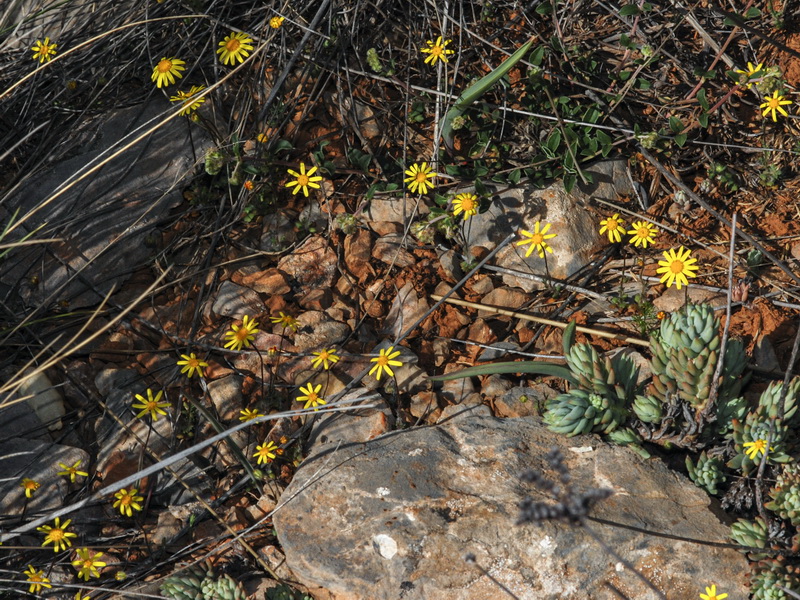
[113,487,144,517]
[733,62,763,89]
[270,311,300,331]
[743,439,770,461]
[286,163,323,197]
[517,221,557,258]
[452,193,479,220]
[627,220,657,248]
[217,31,254,65]
[58,460,89,483]
[169,85,206,116]
[369,346,403,380]
[404,162,436,194]
[656,246,699,289]
[254,440,278,465]
[31,37,57,63]
[37,517,77,552]
[599,213,625,243]
[177,352,209,378]
[270,16,285,29]
[760,90,793,122]
[311,348,340,370]
[297,383,326,410]
[151,57,185,88]
[72,547,106,581]
[20,477,40,498]
[420,36,455,66]
[224,315,260,351]
[239,408,264,421]
[699,584,728,600]
[132,388,170,421]
[24,565,51,594]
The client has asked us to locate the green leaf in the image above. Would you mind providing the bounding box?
[674,133,687,147]
[619,4,640,16]
[744,7,761,18]
[563,173,577,193]
[546,130,562,152]
[535,3,552,14]
[429,361,576,384]
[693,68,716,79]
[697,88,709,110]
[440,38,535,152]
[508,168,522,184]
[274,139,293,152]
[668,116,684,133]
[530,45,546,66]
[698,113,709,128]
[563,320,577,354]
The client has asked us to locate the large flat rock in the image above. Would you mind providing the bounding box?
[273,408,747,599]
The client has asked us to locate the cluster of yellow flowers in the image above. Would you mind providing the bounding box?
[597,214,699,289]
[733,62,794,122]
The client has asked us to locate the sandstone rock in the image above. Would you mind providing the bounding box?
[478,340,522,361]
[306,388,393,452]
[436,248,463,282]
[344,229,375,283]
[0,438,88,515]
[462,161,632,292]
[207,374,244,422]
[653,286,726,313]
[372,234,415,268]
[212,281,263,318]
[299,288,333,311]
[274,412,748,600]
[93,368,207,503]
[0,100,211,308]
[277,235,337,293]
[439,364,476,404]
[479,287,530,319]
[293,311,349,353]
[365,197,429,236]
[382,281,430,339]
[493,384,557,418]
[469,275,494,295]
[260,212,297,252]
[480,373,514,400]
[239,268,291,295]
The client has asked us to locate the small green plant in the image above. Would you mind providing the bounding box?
[161,562,247,600]
[706,162,740,192]
[609,293,659,337]
[759,164,783,188]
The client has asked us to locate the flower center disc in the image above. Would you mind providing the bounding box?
[670,261,684,273]
[158,59,172,73]
[297,174,309,186]
[226,40,241,51]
